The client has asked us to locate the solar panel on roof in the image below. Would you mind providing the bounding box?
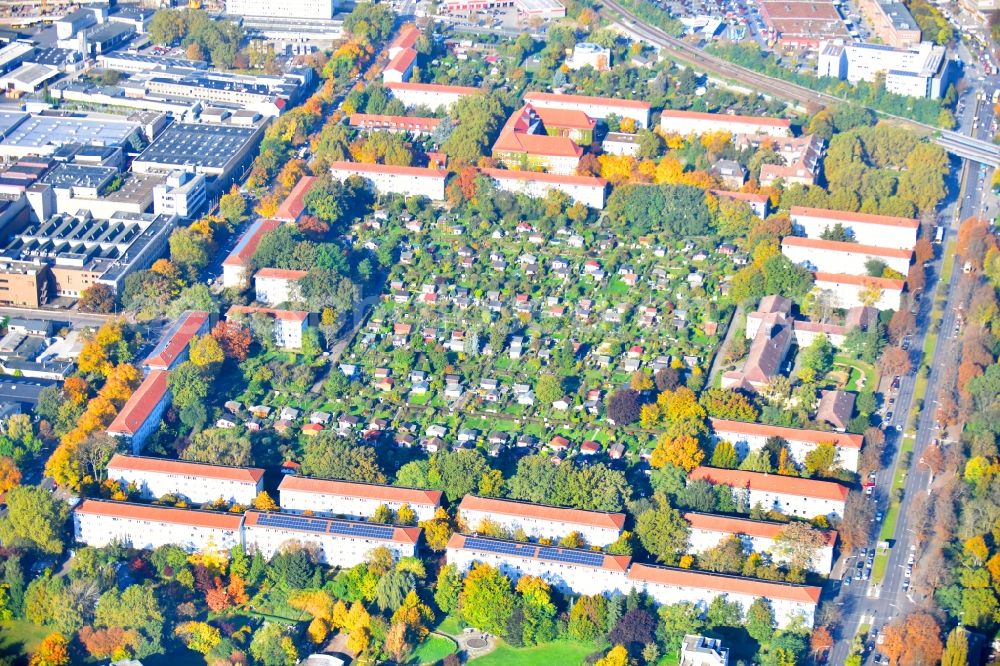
[254,513,396,540]
[538,547,605,567]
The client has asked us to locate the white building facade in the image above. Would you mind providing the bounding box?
[243,511,419,565]
[710,418,862,473]
[106,370,171,454]
[627,564,820,628]
[817,40,952,98]
[329,161,448,201]
[689,467,849,519]
[684,512,836,574]
[278,476,443,522]
[254,268,307,305]
[222,218,281,289]
[384,82,480,111]
[660,110,791,137]
[225,0,335,19]
[73,500,243,553]
[790,206,918,250]
[479,168,608,209]
[457,495,625,547]
[226,307,309,349]
[782,236,912,276]
[813,272,905,311]
[106,454,265,506]
[154,171,207,221]
[446,533,632,596]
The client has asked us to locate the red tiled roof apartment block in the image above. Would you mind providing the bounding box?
[388,25,420,59]
[479,167,608,209]
[689,466,850,519]
[710,417,863,473]
[523,91,651,128]
[226,306,310,350]
[222,217,281,288]
[273,175,318,223]
[243,511,421,566]
[457,495,626,546]
[781,235,913,276]
[492,105,585,176]
[278,475,443,522]
[660,109,792,137]
[383,46,417,84]
[812,271,905,311]
[106,453,265,506]
[446,533,632,597]
[329,161,448,201]
[254,267,308,305]
[684,511,837,574]
[710,189,771,218]
[107,369,171,454]
[627,563,822,627]
[73,499,243,553]
[349,113,442,136]
[142,310,211,372]
[790,206,919,250]
[759,0,851,49]
[384,81,480,111]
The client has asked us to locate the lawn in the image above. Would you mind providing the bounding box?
[833,356,877,392]
[470,639,599,665]
[0,621,50,663]
[412,634,458,665]
[658,649,681,666]
[435,614,463,635]
[872,545,890,584]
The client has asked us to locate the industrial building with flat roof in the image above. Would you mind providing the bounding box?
[818,39,952,98]
[759,0,850,48]
[0,210,177,296]
[0,112,142,161]
[132,121,265,196]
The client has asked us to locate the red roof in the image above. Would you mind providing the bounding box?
[385,81,480,95]
[244,510,421,545]
[349,113,441,132]
[223,218,281,268]
[479,167,607,187]
[628,563,822,604]
[523,91,651,111]
[390,25,420,52]
[448,533,631,572]
[782,236,913,260]
[329,160,448,179]
[533,106,596,130]
[274,175,318,222]
[142,310,210,370]
[710,417,863,449]
[684,511,837,546]
[791,206,918,229]
[107,453,264,484]
[107,370,170,436]
[255,268,309,281]
[661,109,791,129]
[226,306,309,323]
[493,105,583,159]
[278,475,443,506]
[689,466,850,502]
[458,495,626,530]
[386,47,417,74]
[75,499,244,530]
[812,271,905,290]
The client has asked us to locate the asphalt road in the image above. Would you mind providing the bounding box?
[827,78,998,664]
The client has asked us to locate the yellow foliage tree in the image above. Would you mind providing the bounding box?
[99,364,141,407]
[77,320,126,378]
[598,154,637,185]
[650,433,704,471]
[252,491,279,511]
[307,617,328,645]
[595,645,632,666]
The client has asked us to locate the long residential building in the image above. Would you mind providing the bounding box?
[522,91,651,129]
[684,511,836,574]
[659,110,791,137]
[348,113,442,136]
[790,206,919,250]
[813,271,905,311]
[106,369,171,454]
[142,310,211,372]
[222,217,281,288]
[329,161,448,201]
[479,167,608,209]
[105,454,265,506]
[457,495,625,546]
[243,511,420,565]
[446,533,632,596]
[688,466,850,519]
[781,236,912,276]
[73,499,243,553]
[710,418,862,473]
[627,564,821,628]
[255,268,307,305]
[384,82,480,111]
[277,475,443,522]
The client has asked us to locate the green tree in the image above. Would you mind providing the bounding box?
[709,440,739,468]
[459,564,516,635]
[634,494,689,564]
[535,373,563,406]
[803,442,840,478]
[218,188,247,226]
[0,486,68,555]
[442,94,505,164]
[568,594,607,641]
[746,598,775,643]
[941,627,969,666]
[433,450,491,502]
[434,564,462,614]
[249,622,297,666]
[799,335,835,376]
[658,602,704,649]
[301,431,385,483]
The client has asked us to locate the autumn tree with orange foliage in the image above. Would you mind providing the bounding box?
[211,321,252,361]
[79,626,141,660]
[878,347,912,377]
[957,217,999,269]
[29,633,70,666]
[0,456,21,493]
[882,612,943,666]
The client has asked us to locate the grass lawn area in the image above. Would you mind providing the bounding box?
[412,634,458,665]
[436,614,463,635]
[658,650,681,666]
[0,621,48,662]
[833,356,877,392]
[872,545,890,584]
[879,436,913,541]
[880,496,901,541]
[470,640,599,665]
